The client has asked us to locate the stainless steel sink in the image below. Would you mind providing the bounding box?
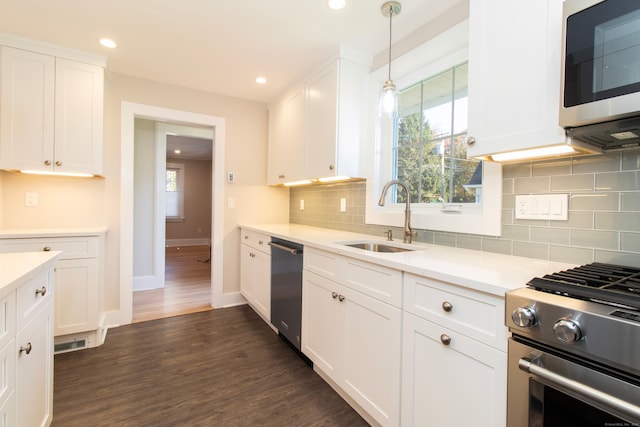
[343,242,415,253]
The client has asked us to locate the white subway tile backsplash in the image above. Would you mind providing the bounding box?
[290,149,640,265]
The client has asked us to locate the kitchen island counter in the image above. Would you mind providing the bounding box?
[0,251,61,298]
[240,223,576,297]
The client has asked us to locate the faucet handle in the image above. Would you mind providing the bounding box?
[383,230,393,241]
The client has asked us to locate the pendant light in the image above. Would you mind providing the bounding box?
[379,1,401,115]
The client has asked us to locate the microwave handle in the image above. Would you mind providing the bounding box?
[519,358,640,420]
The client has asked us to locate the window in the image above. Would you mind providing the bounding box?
[166,163,184,221]
[393,62,480,205]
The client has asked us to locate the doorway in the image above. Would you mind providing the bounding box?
[119,102,228,327]
[132,120,214,322]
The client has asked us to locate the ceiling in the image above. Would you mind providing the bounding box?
[0,0,464,105]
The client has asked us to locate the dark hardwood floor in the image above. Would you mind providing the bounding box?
[52,305,369,427]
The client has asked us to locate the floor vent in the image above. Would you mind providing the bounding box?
[55,338,87,354]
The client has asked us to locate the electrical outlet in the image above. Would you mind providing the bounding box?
[515,194,568,220]
[340,198,347,212]
[300,199,305,211]
[25,192,38,207]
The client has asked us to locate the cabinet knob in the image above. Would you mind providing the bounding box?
[35,287,47,297]
[19,342,32,355]
[55,161,62,166]
[244,235,249,240]
[43,246,51,252]
[466,136,476,146]
[338,294,345,302]
[258,240,263,245]
[332,292,338,299]
[440,334,452,346]
[442,301,453,312]
[329,164,335,171]
[44,160,52,166]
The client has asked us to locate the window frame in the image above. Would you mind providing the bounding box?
[165,162,185,222]
[364,19,502,236]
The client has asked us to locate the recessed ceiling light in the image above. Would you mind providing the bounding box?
[327,0,346,10]
[99,38,117,48]
[256,76,267,84]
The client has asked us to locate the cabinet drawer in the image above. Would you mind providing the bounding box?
[240,230,271,254]
[0,237,98,260]
[17,269,52,331]
[305,247,402,307]
[0,293,15,352]
[404,273,507,351]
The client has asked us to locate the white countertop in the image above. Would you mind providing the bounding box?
[0,251,61,297]
[241,223,577,297]
[0,227,108,238]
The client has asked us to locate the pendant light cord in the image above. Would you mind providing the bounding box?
[387,4,393,81]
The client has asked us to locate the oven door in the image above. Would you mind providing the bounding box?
[507,338,640,427]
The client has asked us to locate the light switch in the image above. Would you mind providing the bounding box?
[227,197,235,209]
[515,194,568,220]
[25,192,38,207]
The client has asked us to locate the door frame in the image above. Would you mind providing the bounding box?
[120,101,226,325]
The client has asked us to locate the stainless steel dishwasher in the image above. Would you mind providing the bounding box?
[268,237,304,352]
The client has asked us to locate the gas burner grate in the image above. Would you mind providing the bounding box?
[527,262,640,310]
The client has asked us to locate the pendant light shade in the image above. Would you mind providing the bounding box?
[379,1,401,115]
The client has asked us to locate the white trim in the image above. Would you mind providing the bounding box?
[120,102,226,326]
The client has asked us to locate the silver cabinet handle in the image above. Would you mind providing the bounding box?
[43,246,51,252]
[442,301,453,312]
[44,160,51,166]
[466,136,476,146]
[519,358,640,420]
[338,295,345,302]
[244,235,249,240]
[35,287,47,297]
[19,343,32,355]
[55,161,62,166]
[332,292,338,299]
[440,334,451,345]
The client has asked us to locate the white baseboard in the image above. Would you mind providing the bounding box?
[166,238,210,247]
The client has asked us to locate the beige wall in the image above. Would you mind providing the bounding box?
[0,72,289,320]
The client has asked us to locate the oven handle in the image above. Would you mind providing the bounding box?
[519,358,640,420]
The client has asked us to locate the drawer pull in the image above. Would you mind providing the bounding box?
[442,301,453,312]
[35,287,47,297]
[440,334,452,346]
[332,292,339,299]
[19,343,32,355]
[43,246,51,252]
[338,295,345,302]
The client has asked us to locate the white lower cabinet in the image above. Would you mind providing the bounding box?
[401,312,506,426]
[401,273,507,427]
[302,253,401,427]
[239,229,271,323]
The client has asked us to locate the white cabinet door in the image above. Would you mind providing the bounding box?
[267,87,305,185]
[302,270,401,427]
[305,61,338,179]
[240,243,271,322]
[54,58,104,175]
[16,300,53,427]
[0,46,55,171]
[55,258,99,336]
[401,312,507,427]
[0,45,103,175]
[467,0,565,158]
[342,284,401,427]
[301,271,343,379]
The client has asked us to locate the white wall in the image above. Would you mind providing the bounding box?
[0,72,290,326]
[133,119,156,278]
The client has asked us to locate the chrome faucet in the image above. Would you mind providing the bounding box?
[378,180,416,244]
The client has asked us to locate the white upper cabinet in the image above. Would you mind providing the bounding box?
[305,54,369,179]
[267,86,305,185]
[0,39,105,176]
[466,0,566,159]
[268,47,371,184]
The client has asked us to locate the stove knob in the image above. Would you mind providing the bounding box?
[511,306,537,328]
[553,319,583,343]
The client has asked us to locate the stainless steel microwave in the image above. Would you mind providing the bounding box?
[560,0,640,150]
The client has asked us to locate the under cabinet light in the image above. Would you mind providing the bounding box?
[318,175,351,183]
[483,140,601,163]
[283,179,313,187]
[20,170,95,178]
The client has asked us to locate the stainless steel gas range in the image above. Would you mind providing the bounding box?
[505,263,640,427]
